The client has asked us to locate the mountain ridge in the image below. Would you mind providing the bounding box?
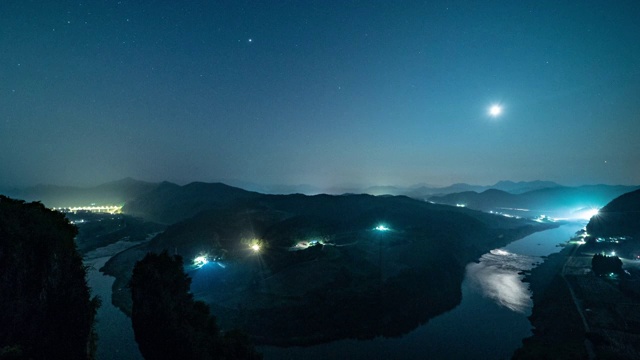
[586,188,640,237]
[429,185,640,218]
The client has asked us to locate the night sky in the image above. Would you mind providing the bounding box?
[2,0,639,189]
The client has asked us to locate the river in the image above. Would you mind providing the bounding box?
[84,222,585,360]
[259,222,587,359]
[85,242,144,360]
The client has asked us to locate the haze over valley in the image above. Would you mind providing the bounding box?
[2,0,640,359]
[4,177,640,358]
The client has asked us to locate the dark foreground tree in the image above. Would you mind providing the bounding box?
[591,253,623,276]
[0,196,99,360]
[130,251,261,360]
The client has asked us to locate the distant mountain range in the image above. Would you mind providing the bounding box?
[123,180,564,225]
[221,179,563,197]
[0,177,573,207]
[403,180,563,198]
[428,185,640,219]
[1,178,637,221]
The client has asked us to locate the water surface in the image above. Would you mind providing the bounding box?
[260,222,586,359]
[85,223,585,360]
[85,243,143,360]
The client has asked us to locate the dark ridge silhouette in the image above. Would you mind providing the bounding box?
[122,181,263,224]
[405,180,561,198]
[586,188,640,237]
[428,189,517,210]
[181,179,562,197]
[491,180,561,194]
[0,196,99,359]
[429,185,639,215]
[130,251,261,360]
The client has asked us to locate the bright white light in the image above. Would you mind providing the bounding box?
[489,105,502,117]
[289,239,325,251]
[491,249,511,256]
[251,244,261,252]
[580,208,599,220]
[193,256,208,268]
[374,225,390,231]
[611,251,616,256]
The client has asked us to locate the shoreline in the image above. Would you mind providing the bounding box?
[513,243,588,359]
[84,246,144,360]
[514,229,640,359]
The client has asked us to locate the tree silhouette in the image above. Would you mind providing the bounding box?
[130,251,261,360]
[591,253,623,276]
[0,196,99,360]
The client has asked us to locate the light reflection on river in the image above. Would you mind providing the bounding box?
[260,222,586,360]
[466,249,536,313]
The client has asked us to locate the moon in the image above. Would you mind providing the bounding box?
[489,104,502,117]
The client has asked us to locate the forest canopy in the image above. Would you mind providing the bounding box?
[0,196,99,360]
[129,251,261,360]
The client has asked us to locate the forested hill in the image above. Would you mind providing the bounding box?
[120,180,563,225]
[0,196,99,359]
[104,190,556,346]
[586,188,640,237]
[122,181,263,224]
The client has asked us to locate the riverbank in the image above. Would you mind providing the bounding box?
[513,244,587,359]
[514,238,640,359]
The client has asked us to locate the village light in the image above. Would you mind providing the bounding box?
[193,255,208,268]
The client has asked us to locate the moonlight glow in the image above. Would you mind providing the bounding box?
[489,105,502,117]
[1,2,639,189]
